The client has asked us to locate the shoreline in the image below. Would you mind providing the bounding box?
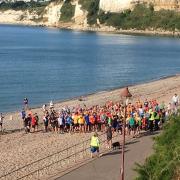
[2,73,179,115]
[1,21,180,38]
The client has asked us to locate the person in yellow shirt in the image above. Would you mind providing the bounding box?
[78,113,85,133]
[73,113,79,132]
[90,132,100,158]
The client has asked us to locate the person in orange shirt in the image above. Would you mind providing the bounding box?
[31,115,36,133]
[89,113,95,131]
[127,104,132,115]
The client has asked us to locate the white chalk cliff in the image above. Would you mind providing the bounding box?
[99,0,135,12]
[0,0,180,27]
[99,0,180,12]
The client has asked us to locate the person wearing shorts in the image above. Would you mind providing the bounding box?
[90,132,100,158]
[73,113,79,132]
[129,115,135,137]
[78,114,85,133]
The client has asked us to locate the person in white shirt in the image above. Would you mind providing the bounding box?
[42,104,47,112]
[172,94,179,105]
[172,94,179,112]
[49,101,54,110]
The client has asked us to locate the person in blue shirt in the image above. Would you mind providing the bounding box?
[84,113,90,132]
[65,114,73,133]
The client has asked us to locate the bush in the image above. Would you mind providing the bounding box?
[60,0,75,22]
[135,113,180,180]
[98,3,180,31]
[79,0,100,25]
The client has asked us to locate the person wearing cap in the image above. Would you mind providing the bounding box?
[90,132,100,158]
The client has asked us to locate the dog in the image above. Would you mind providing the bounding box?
[112,141,120,150]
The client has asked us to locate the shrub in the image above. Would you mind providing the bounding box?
[79,0,100,25]
[98,3,180,31]
[60,0,75,22]
[135,113,180,180]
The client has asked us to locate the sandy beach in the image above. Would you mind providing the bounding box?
[0,75,180,178]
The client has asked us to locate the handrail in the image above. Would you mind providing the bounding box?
[0,132,106,179]
[17,133,119,180]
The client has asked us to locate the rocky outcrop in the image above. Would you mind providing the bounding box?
[0,0,88,27]
[0,10,41,25]
[73,1,87,26]
[44,2,63,26]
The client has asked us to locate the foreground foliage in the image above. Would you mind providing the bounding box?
[135,113,180,180]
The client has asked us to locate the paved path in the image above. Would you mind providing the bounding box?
[56,132,157,180]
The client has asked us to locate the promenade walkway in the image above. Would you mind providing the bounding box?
[55,132,157,180]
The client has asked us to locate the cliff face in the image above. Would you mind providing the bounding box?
[99,0,134,13]
[99,0,180,12]
[0,0,88,27]
[0,0,179,28]
[151,0,180,10]
[44,2,63,26]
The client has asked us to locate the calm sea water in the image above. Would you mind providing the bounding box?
[0,24,180,112]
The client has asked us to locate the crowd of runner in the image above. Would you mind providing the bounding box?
[17,93,179,135]
[0,94,179,135]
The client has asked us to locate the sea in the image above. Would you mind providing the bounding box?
[0,24,180,113]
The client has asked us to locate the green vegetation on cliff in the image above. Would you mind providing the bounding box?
[79,0,99,25]
[60,0,75,22]
[135,113,180,180]
[1,0,180,32]
[0,1,48,15]
[98,4,180,31]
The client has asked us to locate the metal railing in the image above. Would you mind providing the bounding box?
[0,132,119,180]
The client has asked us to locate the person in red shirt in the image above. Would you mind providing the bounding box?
[31,115,36,133]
